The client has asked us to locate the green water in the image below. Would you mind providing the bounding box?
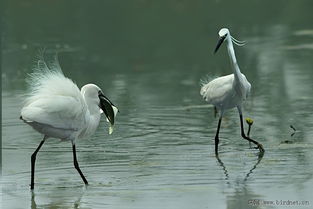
[1,1,313,209]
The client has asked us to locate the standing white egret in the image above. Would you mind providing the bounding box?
[20,56,118,189]
[200,28,264,155]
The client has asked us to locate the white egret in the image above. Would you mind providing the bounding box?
[200,28,264,155]
[20,56,118,189]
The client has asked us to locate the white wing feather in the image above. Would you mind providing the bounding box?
[200,74,234,105]
[200,73,251,109]
[21,58,87,132]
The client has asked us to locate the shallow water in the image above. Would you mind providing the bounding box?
[2,1,313,209]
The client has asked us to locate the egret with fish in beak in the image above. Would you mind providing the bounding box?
[20,54,119,189]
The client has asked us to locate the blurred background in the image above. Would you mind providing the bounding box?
[2,0,313,89]
[1,1,313,209]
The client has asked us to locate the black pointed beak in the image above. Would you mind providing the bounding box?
[98,92,116,126]
[214,35,226,54]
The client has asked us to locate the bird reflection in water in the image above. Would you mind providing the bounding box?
[31,188,86,209]
[31,191,36,209]
[216,118,264,182]
[215,149,264,183]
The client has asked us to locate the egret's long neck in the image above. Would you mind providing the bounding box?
[80,87,101,116]
[226,36,242,80]
[84,98,101,116]
[80,96,101,138]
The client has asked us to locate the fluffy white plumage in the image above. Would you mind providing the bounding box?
[200,73,251,111]
[21,57,118,142]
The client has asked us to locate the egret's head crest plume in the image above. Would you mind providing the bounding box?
[231,36,246,46]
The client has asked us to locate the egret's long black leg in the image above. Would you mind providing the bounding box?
[239,114,265,153]
[214,117,222,156]
[72,143,88,185]
[31,139,45,190]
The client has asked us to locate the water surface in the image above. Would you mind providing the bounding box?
[2,1,313,209]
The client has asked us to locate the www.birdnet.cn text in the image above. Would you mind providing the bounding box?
[248,199,310,207]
